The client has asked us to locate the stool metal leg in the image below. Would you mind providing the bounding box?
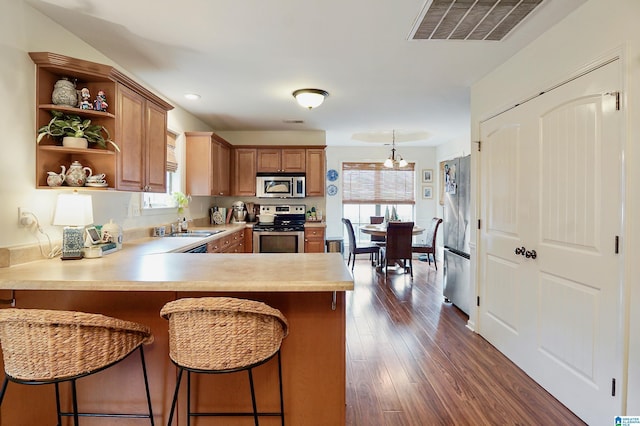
[187,371,192,426]
[0,377,8,406]
[138,346,155,425]
[277,351,285,426]
[70,379,80,426]
[247,368,259,426]
[167,367,184,426]
[55,382,62,426]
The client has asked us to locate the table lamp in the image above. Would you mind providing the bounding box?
[53,191,94,260]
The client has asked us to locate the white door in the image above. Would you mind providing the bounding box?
[479,60,623,425]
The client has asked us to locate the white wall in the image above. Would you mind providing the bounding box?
[0,0,213,250]
[470,0,640,414]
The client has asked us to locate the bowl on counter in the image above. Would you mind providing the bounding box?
[257,214,275,224]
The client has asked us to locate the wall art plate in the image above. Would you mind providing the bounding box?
[327,169,339,181]
[327,184,338,196]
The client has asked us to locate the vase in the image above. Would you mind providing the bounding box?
[62,136,88,149]
[51,78,78,107]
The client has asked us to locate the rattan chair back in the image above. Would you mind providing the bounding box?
[0,308,153,382]
[161,297,288,371]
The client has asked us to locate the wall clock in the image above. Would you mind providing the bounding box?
[327,184,338,196]
[326,169,339,182]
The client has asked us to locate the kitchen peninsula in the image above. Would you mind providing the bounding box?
[0,225,353,425]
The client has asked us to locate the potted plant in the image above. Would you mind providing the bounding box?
[37,110,120,151]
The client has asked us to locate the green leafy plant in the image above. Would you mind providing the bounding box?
[37,110,120,151]
[173,191,190,214]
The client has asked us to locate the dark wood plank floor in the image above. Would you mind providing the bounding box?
[345,257,587,426]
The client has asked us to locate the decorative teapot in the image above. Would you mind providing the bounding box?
[65,161,92,187]
[46,165,66,187]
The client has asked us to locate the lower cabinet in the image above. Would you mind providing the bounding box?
[207,229,245,253]
[304,227,325,253]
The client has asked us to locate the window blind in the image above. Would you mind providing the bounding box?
[166,132,178,172]
[343,162,415,204]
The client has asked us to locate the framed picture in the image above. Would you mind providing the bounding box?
[422,185,433,199]
[422,169,433,183]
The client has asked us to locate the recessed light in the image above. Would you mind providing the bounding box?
[283,119,304,124]
[184,93,201,100]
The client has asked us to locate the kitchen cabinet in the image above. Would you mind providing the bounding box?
[232,148,257,196]
[257,148,305,173]
[115,85,169,192]
[305,148,326,196]
[30,52,172,191]
[304,227,325,253]
[244,227,253,253]
[207,229,245,253]
[185,132,232,196]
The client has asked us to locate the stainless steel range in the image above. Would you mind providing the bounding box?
[253,204,306,253]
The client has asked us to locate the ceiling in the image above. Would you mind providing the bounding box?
[27,0,584,147]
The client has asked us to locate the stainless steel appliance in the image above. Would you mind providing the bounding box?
[256,173,305,198]
[442,155,471,315]
[231,200,246,223]
[253,204,306,253]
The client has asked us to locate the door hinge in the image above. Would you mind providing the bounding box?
[615,236,619,254]
[477,219,481,230]
[473,140,481,152]
[608,91,621,111]
[612,378,616,396]
[477,296,480,307]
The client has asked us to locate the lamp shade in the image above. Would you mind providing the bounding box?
[292,88,328,109]
[53,192,94,226]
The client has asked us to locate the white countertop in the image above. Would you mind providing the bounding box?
[0,224,352,292]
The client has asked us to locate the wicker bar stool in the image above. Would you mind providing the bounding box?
[161,297,289,426]
[0,308,154,425]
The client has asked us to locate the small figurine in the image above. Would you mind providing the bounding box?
[94,90,108,111]
[80,87,93,110]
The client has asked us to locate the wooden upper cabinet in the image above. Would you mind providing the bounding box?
[29,52,172,192]
[232,148,257,196]
[185,132,232,196]
[305,148,326,196]
[257,148,305,173]
[115,85,168,192]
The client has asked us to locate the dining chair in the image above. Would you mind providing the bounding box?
[412,217,442,270]
[369,216,386,261]
[380,221,414,277]
[342,218,380,271]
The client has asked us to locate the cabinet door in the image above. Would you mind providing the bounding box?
[116,85,145,191]
[211,140,230,196]
[257,149,281,173]
[185,133,213,196]
[145,101,167,193]
[305,148,325,196]
[281,149,305,172]
[233,148,257,196]
[304,228,325,253]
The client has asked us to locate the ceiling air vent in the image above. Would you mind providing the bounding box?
[410,0,544,41]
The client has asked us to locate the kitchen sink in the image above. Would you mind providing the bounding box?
[166,230,222,238]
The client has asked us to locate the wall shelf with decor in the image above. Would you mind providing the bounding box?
[30,52,173,191]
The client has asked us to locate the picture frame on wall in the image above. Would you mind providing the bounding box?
[422,169,433,183]
[422,185,433,199]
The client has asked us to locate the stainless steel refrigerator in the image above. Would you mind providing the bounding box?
[442,155,471,315]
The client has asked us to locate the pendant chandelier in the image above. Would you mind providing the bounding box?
[383,130,408,168]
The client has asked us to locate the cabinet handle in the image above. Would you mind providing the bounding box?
[515,246,526,256]
[525,249,537,259]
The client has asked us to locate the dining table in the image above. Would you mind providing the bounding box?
[360,223,425,271]
[360,223,425,237]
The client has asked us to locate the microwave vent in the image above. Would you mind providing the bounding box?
[410,0,544,41]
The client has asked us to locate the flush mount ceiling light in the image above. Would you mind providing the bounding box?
[384,130,408,169]
[184,93,201,100]
[292,88,329,109]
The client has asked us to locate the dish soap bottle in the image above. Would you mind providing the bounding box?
[182,217,188,230]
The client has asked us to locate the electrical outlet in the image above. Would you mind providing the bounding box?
[18,207,33,227]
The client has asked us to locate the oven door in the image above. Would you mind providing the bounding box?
[253,231,305,253]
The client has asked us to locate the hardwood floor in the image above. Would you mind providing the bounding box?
[345,257,586,426]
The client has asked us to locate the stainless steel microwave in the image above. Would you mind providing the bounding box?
[256,173,305,198]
